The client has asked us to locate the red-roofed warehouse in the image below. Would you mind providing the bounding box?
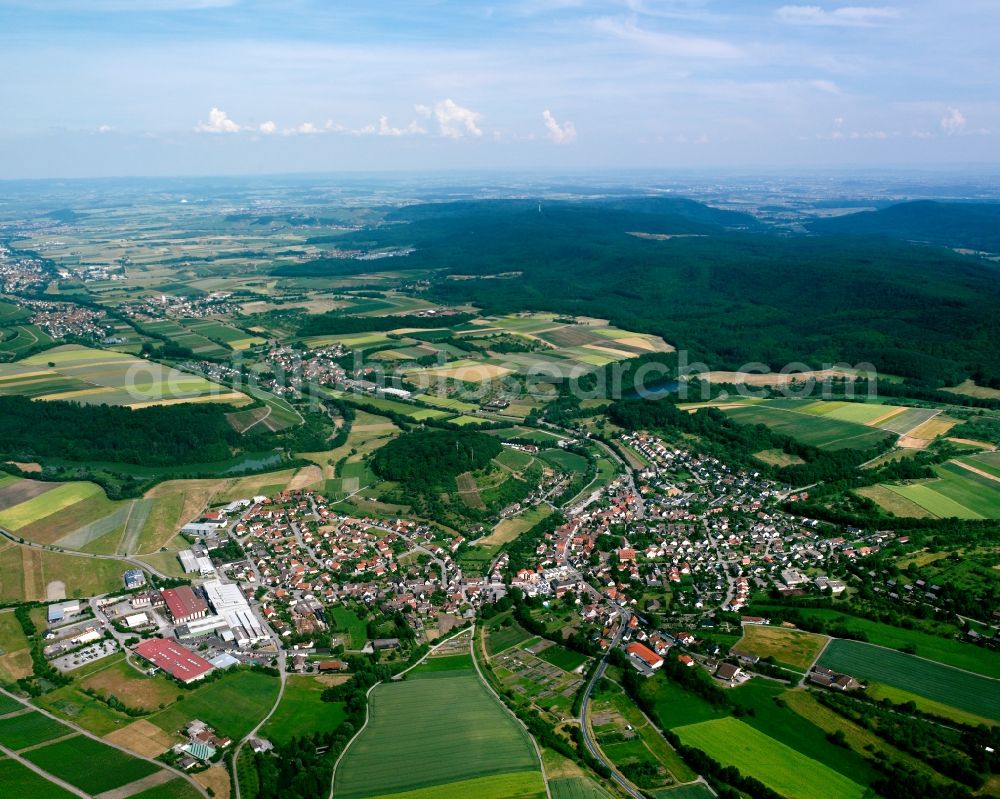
[626,642,664,671]
[161,586,208,623]
[135,639,214,684]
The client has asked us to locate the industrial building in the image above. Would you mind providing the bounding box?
[161,586,208,624]
[202,580,268,648]
[134,638,214,684]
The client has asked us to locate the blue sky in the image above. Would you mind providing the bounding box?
[1,0,997,177]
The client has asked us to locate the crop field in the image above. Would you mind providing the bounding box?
[674,717,866,799]
[876,462,1000,518]
[148,669,280,740]
[731,625,828,671]
[0,757,78,799]
[23,733,161,795]
[0,344,247,407]
[721,403,895,450]
[0,481,102,531]
[181,318,265,350]
[259,676,347,744]
[548,777,615,799]
[334,670,542,799]
[128,777,204,799]
[817,639,1000,720]
[769,607,999,676]
[0,710,76,750]
[876,407,941,435]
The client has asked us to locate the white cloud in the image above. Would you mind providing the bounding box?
[195,107,240,133]
[941,107,966,135]
[594,17,742,59]
[97,124,113,133]
[297,122,319,134]
[776,6,900,27]
[420,99,483,138]
[258,120,276,135]
[376,115,425,136]
[542,109,576,144]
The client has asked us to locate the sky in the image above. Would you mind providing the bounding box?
[1,0,998,178]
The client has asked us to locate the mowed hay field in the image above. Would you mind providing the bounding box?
[674,717,866,799]
[334,669,543,799]
[818,639,1000,721]
[732,625,828,671]
[0,344,248,407]
[477,505,553,548]
[0,540,130,602]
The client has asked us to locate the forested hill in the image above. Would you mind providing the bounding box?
[807,201,1000,253]
[272,197,1000,386]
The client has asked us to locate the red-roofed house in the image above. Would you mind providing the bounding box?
[161,586,208,623]
[626,642,663,671]
[135,639,213,684]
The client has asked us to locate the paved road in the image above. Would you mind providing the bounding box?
[232,649,287,799]
[576,615,645,799]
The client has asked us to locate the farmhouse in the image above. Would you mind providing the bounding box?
[162,586,209,623]
[135,638,214,684]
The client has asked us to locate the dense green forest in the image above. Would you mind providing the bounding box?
[296,312,474,337]
[371,429,501,489]
[281,199,1000,386]
[808,200,1000,253]
[0,395,244,465]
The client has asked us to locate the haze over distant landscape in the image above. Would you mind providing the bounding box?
[2,0,999,177]
[1,5,999,799]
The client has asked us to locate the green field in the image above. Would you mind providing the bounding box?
[674,717,866,799]
[127,777,204,799]
[0,711,76,750]
[763,608,998,676]
[259,676,347,744]
[548,776,615,799]
[334,671,542,799]
[0,756,78,799]
[721,403,894,450]
[330,606,368,649]
[148,669,280,740]
[23,734,161,795]
[818,639,1000,720]
[487,618,534,656]
[536,645,588,672]
[0,344,245,407]
[0,482,102,531]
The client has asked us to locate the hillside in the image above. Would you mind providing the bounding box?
[282,198,1000,386]
[807,201,1000,253]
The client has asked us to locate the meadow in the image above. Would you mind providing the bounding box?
[259,676,347,744]
[674,717,867,799]
[330,606,368,649]
[0,710,76,750]
[731,625,828,671]
[0,540,133,602]
[817,639,1000,720]
[148,669,280,740]
[334,670,542,799]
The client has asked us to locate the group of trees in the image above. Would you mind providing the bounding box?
[0,394,243,466]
